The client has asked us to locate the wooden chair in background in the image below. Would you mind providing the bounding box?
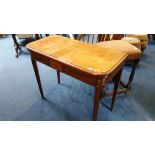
[11,34,39,57]
[43,34,74,39]
[74,34,125,44]
[75,34,107,43]
[55,34,134,111]
[97,37,142,111]
[37,34,49,38]
[73,34,142,111]
[68,34,142,111]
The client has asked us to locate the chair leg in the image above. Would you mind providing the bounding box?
[126,59,139,92]
[100,60,139,111]
[11,34,20,58]
[57,71,60,84]
[92,86,103,121]
[110,67,123,111]
[14,44,19,58]
[35,34,40,40]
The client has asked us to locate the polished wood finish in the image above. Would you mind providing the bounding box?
[75,34,140,111]
[31,58,44,99]
[93,86,103,121]
[110,67,123,111]
[27,35,127,120]
[57,70,60,84]
[27,35,127,75]
[97,39,141,108]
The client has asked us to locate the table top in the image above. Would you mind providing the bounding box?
[27,35,127,76]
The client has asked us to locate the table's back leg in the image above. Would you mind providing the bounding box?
[110,67,123,111]
[31,58,45,99]
[92,86,103,121]
[127,59,139,91]
[57,71,60,84]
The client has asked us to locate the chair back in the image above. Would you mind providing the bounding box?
[112,34,124,40]
[16,34,33,39]
[98,34,124,41]
[75,34,124,44]
[76,34,103,44]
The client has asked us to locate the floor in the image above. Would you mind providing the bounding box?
[0,35,155,121]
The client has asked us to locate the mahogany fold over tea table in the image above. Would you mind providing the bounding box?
[26,35,127,121]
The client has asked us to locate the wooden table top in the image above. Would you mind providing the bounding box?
[27,35,127,76]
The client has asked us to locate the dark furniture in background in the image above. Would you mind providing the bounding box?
[11,34,39,58]
[0,34,6,38]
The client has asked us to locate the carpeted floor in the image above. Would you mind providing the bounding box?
[0,35,155,121]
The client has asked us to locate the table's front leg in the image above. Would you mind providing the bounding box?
[57,71,60,84]
[31,58,45,99]
[93,86,103,121]
[110,67,123,111]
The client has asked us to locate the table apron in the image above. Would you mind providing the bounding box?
[103,62,124,85]
[30,52,105,87]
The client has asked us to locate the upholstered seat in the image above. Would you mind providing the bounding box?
[127,34,148,50]
[128,34,148,40]
[16,34,33,39]
[97,40,142,60]
[121,37,141,50]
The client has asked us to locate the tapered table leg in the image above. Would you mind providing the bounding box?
[31,58,44,99]
[110,67,123,111]
[127,59,139,91]
[57,71,60,84]
[92,86,103,121]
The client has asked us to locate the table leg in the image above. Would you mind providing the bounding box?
[127,59,139,91]
[57,71,60,84]
[110,67,123,111]
[31,58,44,99]
[92,86,103,121]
